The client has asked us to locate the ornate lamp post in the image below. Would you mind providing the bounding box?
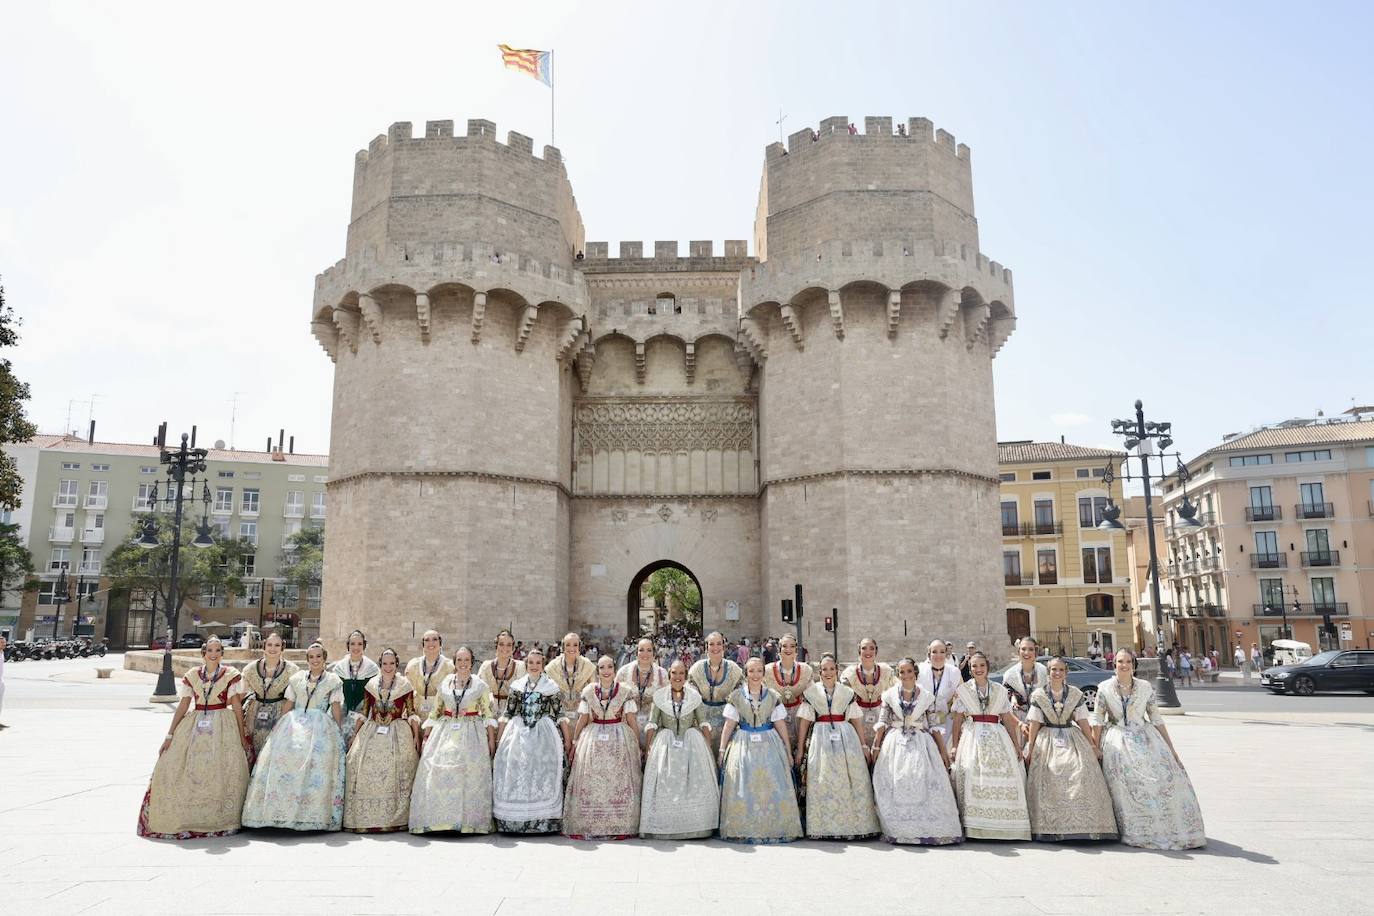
[141,431,215,703]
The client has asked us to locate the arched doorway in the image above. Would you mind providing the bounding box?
[627,560,703,639]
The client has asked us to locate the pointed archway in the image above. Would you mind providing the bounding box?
[627,560,703,638]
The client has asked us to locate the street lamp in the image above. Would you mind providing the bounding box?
[50,567,69,640]
[141,431,214,703]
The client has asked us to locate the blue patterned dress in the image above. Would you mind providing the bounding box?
[718,686,802,844]
[241,669,346,831]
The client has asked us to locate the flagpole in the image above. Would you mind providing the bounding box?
[550,48,556,147]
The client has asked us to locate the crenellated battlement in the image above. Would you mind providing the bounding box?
[579,240,753,274]
[354,118,564,167]
[764,115,972,164]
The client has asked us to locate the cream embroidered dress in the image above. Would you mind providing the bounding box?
[1001,661,1049,723]
[137,665,250,839]
[492,673,565,834]
[242,669,346,831]
[797,682,880,840]
[950,680,1031,840]
[871,684,963,845]
[839,661,894,747]
[477,657,524,729]
[562,682,641,839]
[916,661,963,744]
[546,653,597,721]
[687,657,743,756]
[1025,684,1118,841]
[241,657,299,760]
[1091,677,1205,850]
[616,660,668,751]
[343,674,419,832]
[404,654,454,720]
[639,685,719,839]
[764,660,813,746]
[409,674,496,835]
[718,686,802,844]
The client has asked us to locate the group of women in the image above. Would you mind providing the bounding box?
[136,629,1206,851]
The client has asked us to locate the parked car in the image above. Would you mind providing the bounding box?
[1261,650,1374,696]
[175,632,205,649]
[988,655,1106,710]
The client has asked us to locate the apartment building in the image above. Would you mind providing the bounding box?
[999,440,1131,656]
[1156,412,1374,661]
[4,433,328,647]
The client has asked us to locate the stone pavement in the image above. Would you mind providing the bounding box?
[1,656,1371,915]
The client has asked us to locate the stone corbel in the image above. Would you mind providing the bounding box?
[779,304,804,349]
[332,307,360,353]
[470,292,487,343]
[634,341,646,383]
[988,316,1017,357]
[964,302,991,350]
[575,336,596,389]
[886,290,901,338]
[828,290,845,339]
[936,288,961,339]
[415,292,431,340]
[738,317,768,362]
[311,318,338,362]
[555,318,583,362]
[515,305,539,352]
[358,294,382,344]
[684,342,696,384]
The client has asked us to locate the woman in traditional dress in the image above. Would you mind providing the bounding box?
[869,656,962,846]
[1091,649,1205,849]
[717,657,802,844]
[405,630,454,720]
[563,655,642,839]
[492,647,571,834]
[948,651,1030,841]
[410,645,496,835]
[794,653,880,840]
[343,648,421,832]
[687,631,743,756]
[1022,657,1118,842]
[916,639,963,747]
[241,631,298,761]
[331,629,379,743]
[137,636,250,839]
[477,629,524,727]
[839,637,894,749]
[617,637,668,752]
[639,660,719,839]
[242,642,346,831]
[764,634,813,754]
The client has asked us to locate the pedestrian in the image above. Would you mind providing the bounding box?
[1251,643,1263,672]
[1088,639,1103,663]
[1179,650,1194,687]
[958,642,977,680]
[1198,653,1212,686]
[0,634,7,728]
[1233,644,1245,669]
[1162,652,1176,681]
[735,639,750,666]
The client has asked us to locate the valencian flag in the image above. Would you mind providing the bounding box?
[498,45,553,87]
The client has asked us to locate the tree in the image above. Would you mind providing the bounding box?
[277,525,324,604]
[105,516,251,636]
[0,521,33,603]
[644,567,702,634]
[0,279,39,509]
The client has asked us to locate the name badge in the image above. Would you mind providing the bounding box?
[449,721,465,732]
[597,731,611,742]
[1053,732,1069,749]
[865,714,876,724]
[195,717,213,733]
[376,725,390,736]
[421,700,434,714]
[671,739,684,749]
[256,709,271,722]
[829,731,842,743]
[749,732,763,743]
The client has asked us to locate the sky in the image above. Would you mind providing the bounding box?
[1,1,1371,463]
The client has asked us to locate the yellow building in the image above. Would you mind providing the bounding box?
[999,440,1130,656]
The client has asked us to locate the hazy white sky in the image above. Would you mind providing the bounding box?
[2,1,1370,462]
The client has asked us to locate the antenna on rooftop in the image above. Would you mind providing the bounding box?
[229,391,246,450]
[776,108,787,145]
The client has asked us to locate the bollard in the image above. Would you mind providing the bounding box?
[1153,672,1184,714]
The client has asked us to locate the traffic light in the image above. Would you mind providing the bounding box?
[824,616,833,632]
[781,598,794,624]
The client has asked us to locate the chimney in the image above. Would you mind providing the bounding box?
[288,436,295,455]
[1061,435,1065,444]
[266,437,272,453]
[87,420,95,445]
[279,428,285,451]
[190,425,198,448]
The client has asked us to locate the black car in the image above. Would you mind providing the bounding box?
[1261,650,1374,696]
[175,632,206,649]
[989,656,1107,709]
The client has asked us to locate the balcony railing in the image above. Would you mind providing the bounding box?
[1250,553,1287,569]
[78,561,101,575]
[1203,604,1226,618]
[1245,505,1281,522]
[1001,523,1020,537]
[53,493,77,508]
[1313,602,1351,616]
[309,505,326,519]
[84,494,108,509]
[1256,602,1350,618]
[1294,502,1334,520]
[1004,572,1030,586]
[81,528,104,545]
[1199,555,1219,571]
[132,497,152,512]
[49,527,74,543]
[1179,560,1198,575]
[284,506,305,518]
[1024,521,1061,536]
[1300,550,1339,567]
[240,504,260,517]
[1037,572,1059,585]
[1197,511,1217,527]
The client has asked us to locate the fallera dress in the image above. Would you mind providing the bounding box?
[409,674,496,835]
[764,660,813,748]
[492,673,566,834]
[916,661,963,745]
[616,660,668,751]
[137,664,250,839]
[241,657,299,761]
[950,680,1031,841]
[562,682,642,839]
[331,654,379,743]
[546,653,597,721]
[687,657,743,756]
[839,662,894,748]
[477,656,524,730]
[343,674,420,832]
[1024,684,1118,842]
[718,686,802,844]
[797,682,880,840]
[405,654,454,720]
[1091,677,1206,850]
[638,685,719,839]
[241,669,346,831]
[870,684,963,845]
[1001,661,1049,724]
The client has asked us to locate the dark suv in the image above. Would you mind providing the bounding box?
[1261,650,1374,696]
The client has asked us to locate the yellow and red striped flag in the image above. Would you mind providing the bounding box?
[498,44,552,87]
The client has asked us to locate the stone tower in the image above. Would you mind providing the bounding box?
[312,114,1016,659]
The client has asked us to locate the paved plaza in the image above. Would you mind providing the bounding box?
[1,657,1371,915]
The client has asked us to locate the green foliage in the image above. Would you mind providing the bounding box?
[278,524,323,589]
[0,280,39,510]
[0,521,33,602]
[105,516,251,632]
[644,567,702,630]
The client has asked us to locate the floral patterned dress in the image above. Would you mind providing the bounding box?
[687,657,743,757]
[1025,684,1118,841]
[718,686,802,844]
[343,674,419,832]
[840,662,894,748]
[1092,677,1205,850]
[765,660,813,750]
[409,674,496,835]
[563,682,641,839]
[616,660,668,752]
[871,684,963,845]
[241,669,346,831]
[241,657,299,761]
[137,665,250,839]
[951,680,1031,840]
[797,682,880,840]
[492,673,565,834]
[639,686,719,839]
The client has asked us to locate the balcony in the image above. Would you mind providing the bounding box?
[1004,572,1030,586]
[1001,523,1020,537]
[1198,555,1219,571]
[1294,502,1334,520]
[309,505,327,520]
[1256,602,1350,618]
[1179,560,1198,575]
[1203,604,1226,618]
[49,527,74,543]
[53,493,77,508]
[1025,521,1062,536]
[1037,572,1059,585]
[81,528,104,545]
[1250,553,1287,569]
[84,494,108,510]
[240,504,260,517]
[1301,550,1339,567]
[1197,511,1217,527]
[1313,602,1351,617]
[1245,505,1281,522]
[283,505,305,518]
[78,561,101,575]
[132,498,152,512]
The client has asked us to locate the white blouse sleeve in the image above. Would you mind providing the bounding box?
[845,701,864,721]
[623,698,637,715]
[951,691,969,714]
[722,703,741,722]
[227,676,246,697]
[797,702,816,722]
[770,702,788,723]
[576,699,591,716]
[1072,704,1089,723]
[328,682,344,706]
[1026,705,1046,724]
[176,677,194,700]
